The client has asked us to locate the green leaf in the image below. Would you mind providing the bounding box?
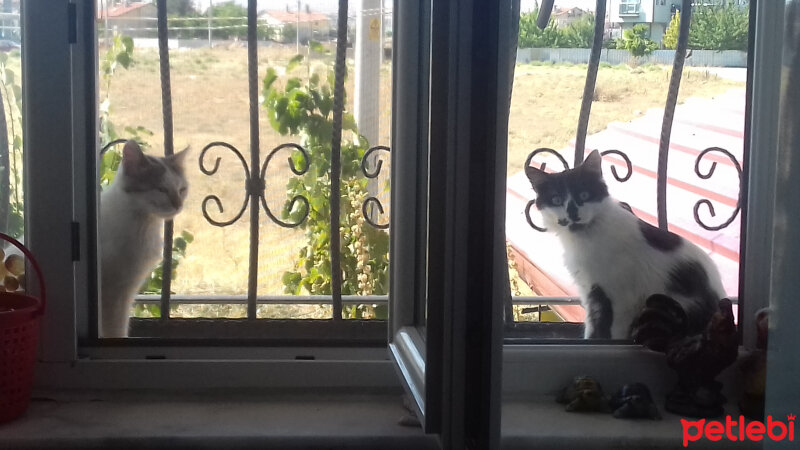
[121,35,134,53]
[342,113,358,132]
[181,230,195,244]
[116,51,132,69]
[285,77,302,92]
[262,67,278,93]
[309,41,326,54]
[286,54,304,73]
[174,237,187,253]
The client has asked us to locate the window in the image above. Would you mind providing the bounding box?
[19,0,792,447]
[89,1,393,342]
[0,11,22,240]
[507,1,750,341]
[26,0,398,386]
[619,0,642,16]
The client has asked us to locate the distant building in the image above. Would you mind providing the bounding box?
[552,7,591,27]
[260,10,332,44]
[608,0,675,45]
[98,2,157,38]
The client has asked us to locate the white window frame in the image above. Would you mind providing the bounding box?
[619,0,642,16]
[25,0,397,391]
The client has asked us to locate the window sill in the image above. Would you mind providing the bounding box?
[503,398,759,450]
[2,390,438,449]
[4,390,760,450]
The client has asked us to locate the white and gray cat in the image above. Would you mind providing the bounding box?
[525,150,725,339]
[100,140,189,337]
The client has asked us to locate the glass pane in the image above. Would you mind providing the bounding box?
[0,7,22,240]
[95,0,390,337]
[506,2,747,339]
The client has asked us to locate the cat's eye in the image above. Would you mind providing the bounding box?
[579,191,590,201]
[551,195,563,206]
[180,187,187,195]
[156,187,168,194]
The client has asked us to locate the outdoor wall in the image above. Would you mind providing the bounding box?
[516,47,748,67]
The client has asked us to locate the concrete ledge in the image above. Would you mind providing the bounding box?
[503,398,760,450]
[1,390,437,449]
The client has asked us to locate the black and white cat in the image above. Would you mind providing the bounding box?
[525,150,725,339]
[100,140,189,337]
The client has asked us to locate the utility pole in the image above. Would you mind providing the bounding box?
[208,0,212,48]
[296,0,300,54]
[103,0,109,46]
[354,0,382,216]
[354,0,381,147]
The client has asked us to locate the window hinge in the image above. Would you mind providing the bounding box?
[71,221,80,261]
[68,3,77,44]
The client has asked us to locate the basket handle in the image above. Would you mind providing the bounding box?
[0,232,46,316]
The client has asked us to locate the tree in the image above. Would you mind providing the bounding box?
[518,7,561,48]
[688,5,748,51]
[281,24,297,43]
[165,0,196,17]
[663,12,680,50]
[207,1,248,40]
[560,15,595,49]
[617,24,658,58]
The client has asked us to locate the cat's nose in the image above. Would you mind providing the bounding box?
[566,201,580,221]
[169,192,182,209]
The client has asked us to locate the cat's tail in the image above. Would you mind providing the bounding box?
[631,294,689,352]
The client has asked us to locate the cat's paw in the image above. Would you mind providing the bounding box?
[631,294,688,352]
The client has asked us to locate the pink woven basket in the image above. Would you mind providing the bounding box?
[0,232,45,424]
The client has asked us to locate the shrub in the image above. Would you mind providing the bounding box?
[663,5,748,51]
[518,10,597,49]
[262,55,389,318]
[617,24,658,58]
[663,13,680,50]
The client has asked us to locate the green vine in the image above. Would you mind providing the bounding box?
[263,55,389,320]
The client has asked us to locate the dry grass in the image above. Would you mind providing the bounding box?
[103,45,392,304]
[507,62,743,174]
[99,46,743,317]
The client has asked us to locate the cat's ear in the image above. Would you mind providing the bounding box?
[525,165,548,191]
[169,146,191,169]
[121,140,147,174]
[581,149,603,176]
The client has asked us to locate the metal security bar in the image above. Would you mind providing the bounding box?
[98,0,392,339]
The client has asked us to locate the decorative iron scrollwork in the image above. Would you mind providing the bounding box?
[599,149,633,182]
[361,145,391,229]
[523,148,569,233]
[198,141,310,228]
[100,139,128,156]
[692,146,742,231]
[260,143,310,228]
[524,147,570,174]
[199,142,251,227]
